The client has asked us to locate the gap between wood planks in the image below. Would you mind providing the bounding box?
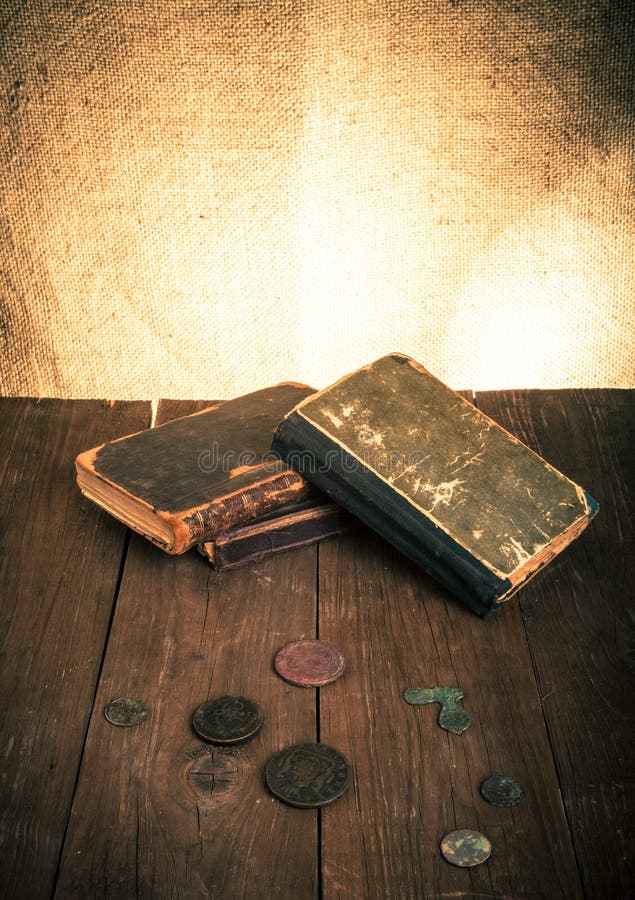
[52,528,134,890]
[316,541,324,900]
[471,390,587,894]
[47,391,615,897]
[51,402,153,897]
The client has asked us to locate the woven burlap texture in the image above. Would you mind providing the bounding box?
[1,0,633,398]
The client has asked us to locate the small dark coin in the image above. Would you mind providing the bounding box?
[274,639,346,688]
[265,742,351,808]
[480,773,525,807]
[104,697,148,727]
[192,695,264,745]
[440,829,492,867]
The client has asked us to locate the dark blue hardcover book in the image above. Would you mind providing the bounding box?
[272,353,598,616]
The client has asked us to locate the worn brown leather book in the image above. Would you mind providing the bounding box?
[75,384,316,554]
[273,354,599,616]
[198,497,358,570]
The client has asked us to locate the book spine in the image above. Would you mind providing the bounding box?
[200,504,357,570]
[272,414,510,616]
[168,469,314,553]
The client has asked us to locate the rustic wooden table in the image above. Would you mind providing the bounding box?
[0,391,632,900]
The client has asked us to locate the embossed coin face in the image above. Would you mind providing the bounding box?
[192,695,264,745]
[104,697,148,727]
[480,774,525,807]
[265,743,352,808]
[274,640,346,687]
[441,829,492,867]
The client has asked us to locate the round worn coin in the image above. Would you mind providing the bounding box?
[104,697,148,727]
[480,773,525,807]
[440,829,492,867]
[192,695,264,745]
[265,742,352,808]
[274,639,346,687]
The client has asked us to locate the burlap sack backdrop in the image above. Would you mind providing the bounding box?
[1,0,633,399]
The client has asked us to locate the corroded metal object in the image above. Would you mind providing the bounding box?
[274,639,346,688]
[480,773,525,807]
[104,697,148,727]
[403,687,471,734]
[265,742,351,808]
[192,695,264,745]
[440,829,492,867]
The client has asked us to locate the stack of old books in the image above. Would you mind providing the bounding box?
[75,354,597,616]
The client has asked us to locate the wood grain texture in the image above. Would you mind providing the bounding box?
[55,401,319,899]
[317,530,584,899]
[475,389,634,899]
[55,538,319,899]
[156,400,221,421]
[2,392,628,900]
[0,398,149,900]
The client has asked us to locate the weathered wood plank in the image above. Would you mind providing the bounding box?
[0,398,149,899]
[156,400,220,420]
[55,538,319,899]
[55,401,319,899]
[475,389,634,899]
[317,383,586,900]
[9,391,626,898]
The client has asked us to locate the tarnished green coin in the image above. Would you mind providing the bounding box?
[265,742,351,808]
[192,695,264,745]
[480,774,524,807]
[440,829,492,867]
[104,697,148,727]
[403,687,471,734]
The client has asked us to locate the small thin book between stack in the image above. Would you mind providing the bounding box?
[198,497,358,570]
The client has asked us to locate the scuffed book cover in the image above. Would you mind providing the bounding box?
[75,383,317,554]
[272,354,598,616]
[198,497,359,570]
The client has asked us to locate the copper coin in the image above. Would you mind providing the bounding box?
[480,774,524,807]
[104,697,148,727]
[274,640,346,687]
[265,742,352,808]
[192,695,264,745]
[440,829,492,867]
